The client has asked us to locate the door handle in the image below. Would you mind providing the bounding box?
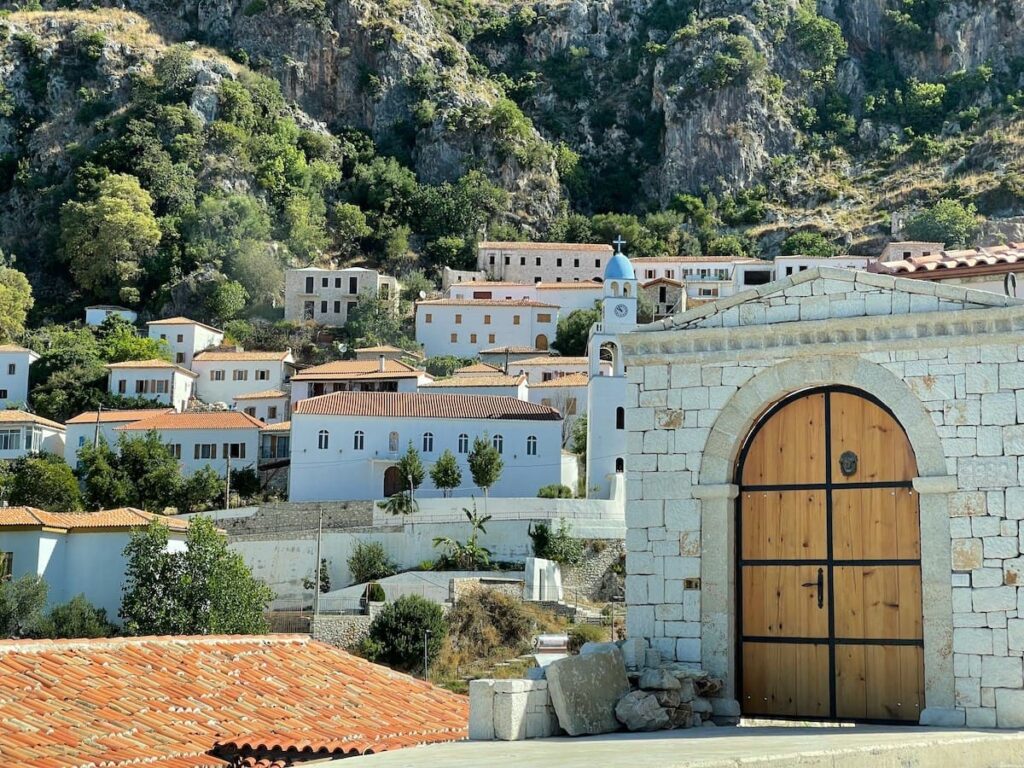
[802,568,824,609]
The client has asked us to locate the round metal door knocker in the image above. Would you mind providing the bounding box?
[839,450,858,477]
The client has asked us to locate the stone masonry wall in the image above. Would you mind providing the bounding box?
[619,267,1024,727]
[310,614,372,650]
[562,540,626,601]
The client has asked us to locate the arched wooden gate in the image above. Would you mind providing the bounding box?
[736,386,924,722]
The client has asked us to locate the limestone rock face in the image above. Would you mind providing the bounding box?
[615,690,671,732]
[546,648,630,736]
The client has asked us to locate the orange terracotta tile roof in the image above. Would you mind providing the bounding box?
[0,506,190,532]
[0,343,37,355]
[416,298,559,308]
[870,243,1024,275]
[510,356,588,367]
[193,350,293,362]
[454,362,503,375]
[232,389,289,401]
[530,372,589,388]
[66,408,174,424]
[294,391,561,420]
[261,420,291,432]
[147,316,224,333]
[0,409,65,430]
[105,358,199,377]
[291,359,423,381]
[422,374,527,388]
[355,345,405,353]
[117,411,266,431]
[0,634,467,767]
[478,241,612,252]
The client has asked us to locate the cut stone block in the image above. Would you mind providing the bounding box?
[546,648,630,736]
[468,680,495,741]
[617,637,648,670]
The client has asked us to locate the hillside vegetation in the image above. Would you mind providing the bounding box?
[0,1,1022,323]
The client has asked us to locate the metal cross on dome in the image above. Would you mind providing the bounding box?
[612,235,627,254]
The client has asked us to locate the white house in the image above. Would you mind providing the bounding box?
[288,391,566,501]
[0,344,38,409]
[476,241,613,283]
[191,350,295,405]
[85,305,138,326]
[774,254,869,279]
[105,359,197,412]
[415,299,559,358]
[284,267,399,325]
[420,373,529,399]
[290,357,430,400]
[115,410,263,476]
[0,410,65,460]
[446,281,603,315]
[146,317,224,368]
[0,507,189,622]
[508,355,592,385]
[64,408,173,465]
[233,389,289,424]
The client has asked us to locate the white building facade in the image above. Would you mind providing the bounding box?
[290,357,429,400]
[191,350,295,404]
[106,360,197,412]
[284,267,399,325]
[0,411,65,461]
[476,242,613,283]
[146,317,224,368]
[415,299,559,358]
[233,390,289,424]
[446,281,603,315]
[0,508,188,623]
[116,411,262,476]
[288,391,566,501]
[64,408,173,465]
[0,345,38,409]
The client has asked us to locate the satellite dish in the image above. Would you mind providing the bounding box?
[336,342,348,354]
[418,290,427,300]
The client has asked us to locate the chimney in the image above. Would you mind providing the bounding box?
[378,354,386,373]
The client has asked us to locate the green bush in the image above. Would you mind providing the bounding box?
[35,594,115,639]
[781,231,837,258]
[567,623,606,654]
[347,540,397,585]
[447,589,532,655]
[365,581,386,602]
[528,519,584,566]
[367,594,448,673]
[537,484,573,499]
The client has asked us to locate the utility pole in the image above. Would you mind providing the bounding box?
[92,404,103,449]
[224,452,231,509]
[423,628,432,681]
[313,506,324,621]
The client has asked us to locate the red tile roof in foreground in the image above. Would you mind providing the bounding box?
[0,634,467,768]
[295,391,561,420]
[870,243,1024,276]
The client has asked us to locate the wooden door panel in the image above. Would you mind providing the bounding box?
[830,392,918,484]
[742,565,828,638]
[742,642,830,718]
[835,644,924,721]
[833,566,922,640]
[741,490,827,561]
[741,393,825,486]
[832,488,920,560]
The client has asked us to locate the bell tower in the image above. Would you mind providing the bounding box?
[600,235,638,333]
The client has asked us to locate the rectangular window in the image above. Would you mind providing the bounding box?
[538,314,551,323]
[160,334,167,340]
[176,334,184,343]
[556,258,563,267]
[222,442,246,459]
[451,333,458,343]
[347,301,357,315]
[320,300,328,313]
[305,276,314,293]
[535,257,541,266]
[520,257,526,266]
[484,315,491,325]
[488,334,495,344]
[595,259,601,268]
[321,277,329,288]
[349,277,358,294]
[659,287,667,303]
[574,258,579,267]
[256,369,270,381]
[6,363,14,375]
[135,380,147,394]
[425,314,433,324]
[0,429,22,451]
[155,380,169,394]
[195,443,217,459]
[646,270,655,279]
[211,370,225,381]
[489,255,495,265]
[504,256,510,265]
[470,334,477,343]
[335,277,342,288]
[334,301,341,313]
[666,270,674,279]
[555,277,562,283]
[268,406,278,419]
[176,352,185,364]
[542,372,554,382]
[233,370,249,381]
[118,380,126,394]
[455,314,462,325]
[0,390,7,399]
[535,276,541,283]
[513,315,520,325]
[167,443,182,459]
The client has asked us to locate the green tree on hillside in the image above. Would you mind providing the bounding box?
[2,454,83,511]
[0,260,33,343]
[553,307,600,356]
[781,231,838,258]
[903,199,982,249]
[60,173,162,305]
[121,517,274,635]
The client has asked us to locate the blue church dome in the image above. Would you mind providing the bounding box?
[604,250,635,281]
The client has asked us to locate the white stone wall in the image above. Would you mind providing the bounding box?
[619,266,1024,727]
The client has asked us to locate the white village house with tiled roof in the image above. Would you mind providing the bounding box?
[104,359,198,412]
[145,316,224,368]
[191,349,296,404]
[0,344,38,409]
[415,298,560,358]
[290,356,431,398]
[288,391,573,501]
[63,408,174,465]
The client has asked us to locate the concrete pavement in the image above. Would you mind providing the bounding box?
[336,725,1024,767]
